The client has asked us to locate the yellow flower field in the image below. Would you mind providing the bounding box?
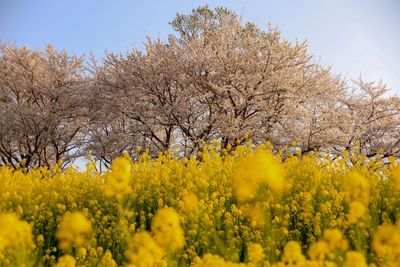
[0,141,400,266]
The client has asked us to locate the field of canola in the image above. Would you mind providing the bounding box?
[1,141,400,267]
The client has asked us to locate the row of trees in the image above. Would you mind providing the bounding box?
[1,6,399,169]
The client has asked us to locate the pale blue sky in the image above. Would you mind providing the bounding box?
[1,0,399,93]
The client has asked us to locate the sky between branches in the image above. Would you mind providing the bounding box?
[0,0,399,94]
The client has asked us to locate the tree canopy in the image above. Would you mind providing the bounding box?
[1,6,399,169]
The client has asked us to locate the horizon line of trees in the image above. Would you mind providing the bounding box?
[1,6,400,170]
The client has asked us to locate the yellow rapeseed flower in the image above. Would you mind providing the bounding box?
[392,165,400,190]
[348,201,366,224]
[125,231,164,267]
[233,149,285,201]
[152,207,184,250]
[234,178,256,201]
[182,193,198,211]
[0,213,34,252]
[54,255,76,267]
[322,229,348,251]
[308,241,329,261]
[247,242,265,263]
[280,241,306,266]
[0,142,399,265]
[372,224,400,261]
[111,156,132,180]
[98,250,117,267]
[343,170,369,202]
[240,204,265,228]
[343,251,367,267]
[104,156,132,196]
[244,149,285,192]
[194,253,245,267]
[56,212,92,250]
